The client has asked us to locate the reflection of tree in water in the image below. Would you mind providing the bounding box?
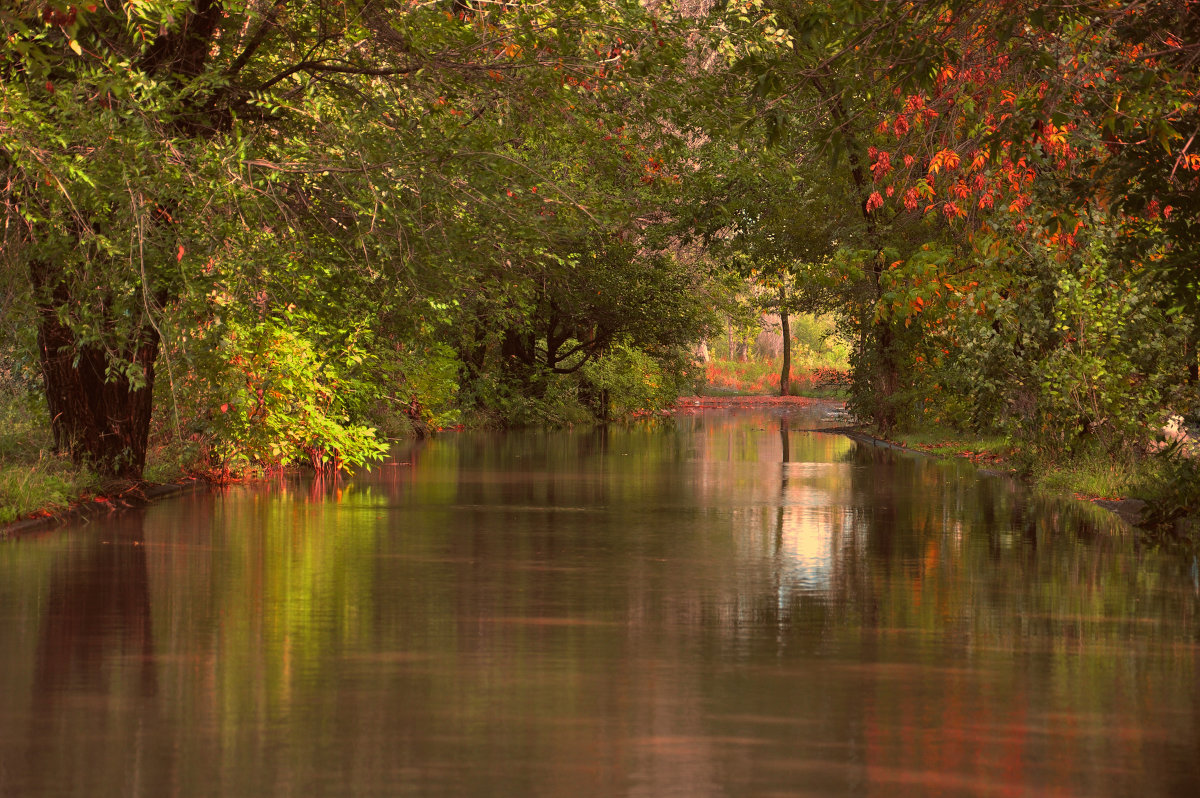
[769,418,859,607]
[34,516,156,696]
[3,413,1198,798]
[23,512,164,795]
[696,425,1200,797]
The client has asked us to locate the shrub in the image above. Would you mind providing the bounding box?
[582,341,681,418]
[191,314,388,476]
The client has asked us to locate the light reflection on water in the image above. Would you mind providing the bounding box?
[1,403,1198,797]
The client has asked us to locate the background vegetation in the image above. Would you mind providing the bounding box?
[1,1,1197,527]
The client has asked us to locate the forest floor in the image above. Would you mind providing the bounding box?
[672,394,836,411]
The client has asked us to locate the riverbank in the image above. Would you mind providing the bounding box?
[669,395,1184,531]
[851,423,1198,532]
[844,426,1157,527]
[5,392,1186,536]
[673,394,837,411]
[0,393,207,532]
[0,477,207,538]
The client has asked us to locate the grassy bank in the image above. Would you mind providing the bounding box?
[0,390,202,526]
[878,423,1197,533]
[0,392,101,525]
[887,426,1138,496]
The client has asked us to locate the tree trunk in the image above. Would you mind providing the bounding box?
[1187,328,1199,385]
[872,316,899,433]
[20,4,222,481]
[32,266,159,480]
[779,286,791,397]
[813,74,899,432]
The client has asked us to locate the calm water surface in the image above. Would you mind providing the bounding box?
[2,404,1198,797]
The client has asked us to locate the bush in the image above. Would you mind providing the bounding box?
[582,341,682,417]
[190,313,388,476]
[387,341,462,431]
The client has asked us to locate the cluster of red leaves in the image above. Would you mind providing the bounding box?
[861,4,1197,259]
[41,4,96,27]
[853,24,1056,236]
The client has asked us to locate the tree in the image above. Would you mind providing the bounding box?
[721,0,1199,443]
[1,0,693,476]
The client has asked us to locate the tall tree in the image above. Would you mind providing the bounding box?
[1,0,690,477]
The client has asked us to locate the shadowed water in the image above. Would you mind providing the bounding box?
[2,404,1198,797]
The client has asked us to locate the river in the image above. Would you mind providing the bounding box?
[1,402,1197,797]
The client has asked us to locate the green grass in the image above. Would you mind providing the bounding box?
[0,389,200,525]
[888,422,1169,504]
[0,389,50,458]
[889,426,1012,464]
[0,454,102,525]
[1025,450,1167,502]
[0,391,98,524]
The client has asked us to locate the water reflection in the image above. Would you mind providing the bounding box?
[17,514,164,796]
[1,404,1198,797]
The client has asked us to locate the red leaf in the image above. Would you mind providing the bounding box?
[177,244,185,262]
[220,403,229,413]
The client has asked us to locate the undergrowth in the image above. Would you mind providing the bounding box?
[703,358,851,397]
[888,421,1198,532]
[0,392,101,524]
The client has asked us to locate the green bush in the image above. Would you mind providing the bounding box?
[392,342,462,430]
[492,370,594,428]
[193,313,388,475]
[582,341,681,418]
[883,223,1191,457]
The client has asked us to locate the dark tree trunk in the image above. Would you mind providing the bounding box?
[456,321,492,408]
[872,315,900,433]
[1188,329,1199,385]
[20,4,223,481]
[813,74,899,432]
[32,265,159,480]
[779,286,791,397]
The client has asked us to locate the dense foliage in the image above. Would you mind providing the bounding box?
[1,0,726,478]
[698,0,1199,506]
[1,1,1197,514]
